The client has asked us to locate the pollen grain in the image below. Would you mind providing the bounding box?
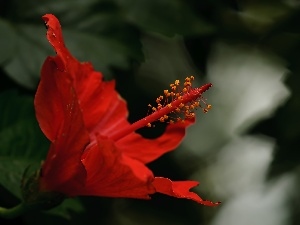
[147,76,212,125]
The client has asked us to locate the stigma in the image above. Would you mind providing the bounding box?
[111,76,212,142]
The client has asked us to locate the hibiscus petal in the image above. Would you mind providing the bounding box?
[34,57,64,141]
[89,81,130,138]
[153,177,220,206]
[115,118,195,164]
[42,14,130,133]
[42,14,73,70]
[37,59,90,193]
[78,138,155,198]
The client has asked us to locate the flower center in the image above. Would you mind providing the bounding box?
[111,76,212,142]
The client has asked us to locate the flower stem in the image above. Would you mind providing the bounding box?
[0,203,28,219]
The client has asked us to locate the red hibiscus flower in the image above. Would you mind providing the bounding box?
[35,14,219,206]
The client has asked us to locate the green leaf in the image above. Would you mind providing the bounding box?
[3,25,52,89]
[0,90,49,198]
[17,0,99,23]
[0,90,48,160]
[0,158,38,199]
[76,13,144,62]
[0,119,48,160]
[4,18,135,89]
[3,0,146,89]
[45,198,85,219]
[0,19,17,65]
[63,29,130,76]
[0,90,33,129]
[116,0,215,36]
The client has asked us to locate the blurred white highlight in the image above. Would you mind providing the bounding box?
[182,42,290,156]
[198,135,274,199]
[210,173,295,225]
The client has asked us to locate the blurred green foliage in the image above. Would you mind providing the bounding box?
[1,0,300,225]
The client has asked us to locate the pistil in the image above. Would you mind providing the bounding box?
[110,77,212,142]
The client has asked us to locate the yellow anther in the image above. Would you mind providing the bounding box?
[188,112,195,118]
[146,76,211,126]
[184,81,191,86]
[186,114,195,119]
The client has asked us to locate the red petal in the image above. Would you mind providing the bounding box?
[76,138,155,198]
[42,14,72,71]
[115,118,195,163]
[34,57,64,141]
[153,177,220,206]
[42,14,130,134]
[37,59,90,193]
[88,82,130,138]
